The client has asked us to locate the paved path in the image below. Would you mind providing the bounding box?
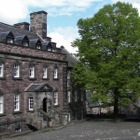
[3,121,140,140]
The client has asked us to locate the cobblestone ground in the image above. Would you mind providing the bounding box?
[4,121,140,140]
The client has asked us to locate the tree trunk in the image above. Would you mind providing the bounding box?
[113,88,119,119]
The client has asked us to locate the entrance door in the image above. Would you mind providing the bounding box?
[43,98,47,112]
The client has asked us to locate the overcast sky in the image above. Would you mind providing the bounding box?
[0,0,140,53]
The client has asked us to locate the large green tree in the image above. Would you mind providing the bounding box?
[72,2,140,117]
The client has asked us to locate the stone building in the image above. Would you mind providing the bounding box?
[0,11,86,134]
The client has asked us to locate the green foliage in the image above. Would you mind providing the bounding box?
[72,2,140,114]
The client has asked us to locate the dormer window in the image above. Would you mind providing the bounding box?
[22,41,29,47]
[6,37,14,44]
[36,44,41,49]
[15,35,29,47]
[22,36,29,47]
[48,47,52,52]
[0,31,14,44]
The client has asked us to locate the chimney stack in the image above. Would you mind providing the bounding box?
[14,22,30,31]
[30,11,47,39]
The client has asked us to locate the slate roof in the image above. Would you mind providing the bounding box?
[0,22,59,51]
[60,46,77,67]
[0,22,41,41]
[25,83,53,92]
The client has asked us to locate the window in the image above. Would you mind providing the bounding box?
[0,95,4,114]
[68,91,71,103]
[54,92,58,105]
[81,93,83,101]
[6,38,14,44]
[47,47,52,52]
[14,94,20,112]
[54,67,58,79]
[74,91,77,102]
[29,97,34,111]
[36,44,41,49]
[29,66,35,78]
[68,113,71,122]
[22,41,29,47]
[0,64,4,78]
[43,67,48,79]
[67,71,70,79]
[13,64,20,78]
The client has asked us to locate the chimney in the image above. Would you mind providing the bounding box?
[30,11,47,39]
[14,22,30,31]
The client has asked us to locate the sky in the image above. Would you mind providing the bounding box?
[0,0,140,53]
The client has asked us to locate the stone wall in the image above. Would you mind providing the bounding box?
[0,43,65,61]
[0,43,67,133]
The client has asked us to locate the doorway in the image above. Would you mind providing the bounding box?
[43,98,47,112]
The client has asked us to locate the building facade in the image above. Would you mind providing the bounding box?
[0,11,86,134]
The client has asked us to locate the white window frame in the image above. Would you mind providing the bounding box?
[54,92,58,105]
[29,97,34,111]
[0,64,4,78]
[68,91,71,103]
[0,95,4,114]
[54,68,58,79]
[13,64,20,78]
[29,66,35,78]
[14,94,20,112]
[43,67,48,79]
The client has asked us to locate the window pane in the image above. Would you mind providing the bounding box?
[0,64,4,77]
[13,64,20,77]
[29,66,35,78]
[54,68,58,79]
[54,92,58,105]
[0,95,4,114]
[23,41,29,47]
[43,67,48,79]
[36,45,41,49]
[7,38,14,44]
[67,71,70,79]
[68,91,71,103]
[29,97,33,110]
[14,94,20,111]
